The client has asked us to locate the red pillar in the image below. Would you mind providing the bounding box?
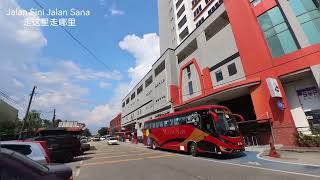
[224,0,297,146]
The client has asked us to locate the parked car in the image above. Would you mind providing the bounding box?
[80,139,91,152]
[29,128,81,163]
[100,136,106,141]
[91,136,100,141]
[107,137,119,145]
[0,148,73,180]
[1,141,50,164]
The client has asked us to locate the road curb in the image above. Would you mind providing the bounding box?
[256,150,320,167]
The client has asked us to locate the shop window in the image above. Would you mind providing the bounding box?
[257,6,299,57]
[288,0,320,45]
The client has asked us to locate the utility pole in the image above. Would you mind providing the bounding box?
[52,109,56,127]
[19,86,37,140]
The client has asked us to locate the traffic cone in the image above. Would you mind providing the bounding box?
[269,142,280,158]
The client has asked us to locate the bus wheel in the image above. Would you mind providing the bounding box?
[189,142,198,157]
[152,141,158,150]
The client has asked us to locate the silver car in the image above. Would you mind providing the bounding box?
[0,141,48,164]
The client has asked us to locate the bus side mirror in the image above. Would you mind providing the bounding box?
[234,114,245,122]
[209,112,219,122]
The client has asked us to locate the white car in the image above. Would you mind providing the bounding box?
[100,137,106,141]
[107,137,119,145]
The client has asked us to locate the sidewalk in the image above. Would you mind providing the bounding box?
[260,149,320,166]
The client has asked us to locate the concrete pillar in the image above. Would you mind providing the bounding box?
[311,64,320,88]
[250,73,297,146]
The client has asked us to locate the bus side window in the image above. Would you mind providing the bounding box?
[180,116,186,125]
[151,122,155,128]
[164,119,171,127]
[174,117,180,126]
[169,119,174,126]
[159,121,164,128]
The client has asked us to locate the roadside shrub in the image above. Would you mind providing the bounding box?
[295,132,320,147]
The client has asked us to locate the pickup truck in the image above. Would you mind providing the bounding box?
[29,128,81,163]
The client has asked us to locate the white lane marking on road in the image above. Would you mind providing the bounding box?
[248,161,261,166]
[75,161,82,177]
[257,151,320,167]
[121,143,320,178]
[181,154,320,178]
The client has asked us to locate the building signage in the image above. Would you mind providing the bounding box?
[266,78,282,98]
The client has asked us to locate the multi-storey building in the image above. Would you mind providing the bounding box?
[109,113,121,135]
[122,0,320,146]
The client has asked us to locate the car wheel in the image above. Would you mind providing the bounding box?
[189,142,198,157]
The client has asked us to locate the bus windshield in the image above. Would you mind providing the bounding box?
[211,109,240,137]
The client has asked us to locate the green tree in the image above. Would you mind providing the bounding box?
[83,128,92,137]
[98,127,109,136]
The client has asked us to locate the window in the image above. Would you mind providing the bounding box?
[205,12,229,40]
[137,85,143,95]
[193,5,202,18]
[131,92,135,100]
[188,81,194,95]
[177,39,197,63]
[186,66,191,79]
[251,0,262,7]
[174,117,180,125]
[215,70,223,82]
[145,76,153,88]
[155,61,165,77]
[178,16,187,29]
[258,6,298,57]
[227,63,237,76]
[176,0,183,9]
[196,17,205,27]
[126,98,130,104]
[179,27,189,40]
[288,0,320,44]
[122,102,125,108]
[177,5,185,18]
[205,0,211,4]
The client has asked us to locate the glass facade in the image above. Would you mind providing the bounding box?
[258,7,298,57]
[288,0,320,45]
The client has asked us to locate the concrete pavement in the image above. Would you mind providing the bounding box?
[68,141,320,180]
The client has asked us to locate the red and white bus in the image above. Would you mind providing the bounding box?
[143,105,245,156]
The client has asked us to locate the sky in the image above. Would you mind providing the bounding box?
[0,0,161,134]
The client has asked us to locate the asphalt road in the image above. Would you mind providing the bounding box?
[68,142,320,180]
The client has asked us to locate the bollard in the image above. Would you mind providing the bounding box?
[268,142,280,158]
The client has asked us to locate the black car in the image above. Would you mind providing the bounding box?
[0,148,73,180]
[29,128,81,163]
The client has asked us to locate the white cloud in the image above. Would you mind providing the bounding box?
[13,78,24,89]
[99,82,111,89]
[119,33,160,85]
